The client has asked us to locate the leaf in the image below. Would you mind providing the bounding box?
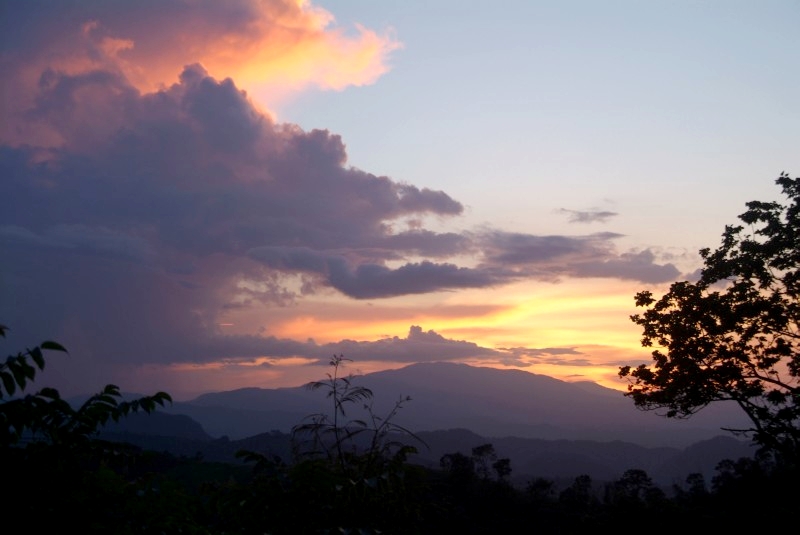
[21,360,36,380]
[0,371,16,397]
[40,341,68,353]
[29,347,45,370]
[38,387,61,400]
[9,361,26,390]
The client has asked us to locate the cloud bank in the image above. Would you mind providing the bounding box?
[1,0,401,145]
[0,1,679,391]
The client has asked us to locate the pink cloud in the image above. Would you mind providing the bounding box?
[0,5,683,395]
[1,0,400,145]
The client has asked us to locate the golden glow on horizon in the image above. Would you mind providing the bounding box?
[203,276,657,392]
[6,1,676,396]
[429,278,643,348]
[248,356,319,368]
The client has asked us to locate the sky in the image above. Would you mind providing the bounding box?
[1,0,799,400]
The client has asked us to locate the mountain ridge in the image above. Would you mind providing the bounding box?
[100,414,755,486]
[168,361,750,447]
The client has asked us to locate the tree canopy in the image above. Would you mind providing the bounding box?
[1,324,172,449]
[620,173,800,461]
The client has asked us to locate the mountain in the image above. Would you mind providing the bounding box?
[102,411,211,441]
[98,414,754,486]
[169,362,751,447]
[407,428,754,486]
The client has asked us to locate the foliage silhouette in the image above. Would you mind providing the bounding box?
[620,173,800,461]
[6,329,798,532]
[290,354,426,473]
[1,326,171,448]
[0,323,66,398]
[0,326,196,533]
[233,355,429,533]
[604,468,665,508]
[559,474,596,509]
[471,443,497,480]
[439,443,512,484]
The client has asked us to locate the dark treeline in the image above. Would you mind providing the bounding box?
[3,429,798,534]
[7,174,800,532]
[3,347,798,534]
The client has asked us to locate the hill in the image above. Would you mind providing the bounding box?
[171,362,750,447]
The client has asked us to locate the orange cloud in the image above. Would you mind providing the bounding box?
[111,0,401,95]
[2,0,400,144]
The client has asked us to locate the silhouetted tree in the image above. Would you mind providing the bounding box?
[492,457,512,481]
[526,477,556,502]
[620,173,800,462]
[471,443,497,480]
[605,468,665,507]
[440,451,475,485]
[0,325,189,533]
[1,325,171,449]
[677,472,708,500]
[559,474,595,508]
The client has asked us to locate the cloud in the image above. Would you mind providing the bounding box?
[4,65,463,256]
[1,0,401,145]
[208,327,596,370]
[315,325,498,363]
[494,346,596,367]
[0,63,476,382]
[0,224,154,263]
[0,63,679,368]
[571,249,681,284]
[0,4,683,393]
[381,230,471,258]
[479,231,621,266]
[476,231,678,284]
[558,208,619,224]
[248,247,499,298]
[196,326,584,367]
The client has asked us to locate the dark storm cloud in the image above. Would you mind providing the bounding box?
[80,324,516,365]
[571,249,681,284]
[0,224,154,264]
[3,64,464,257]
[381,230,471,258]
[1,64,473,378]
[315,325,499,363]
[188,326,591,371]
[248,246,498,298]
[476,231,678,284]
[1,52,682,383]
[479,231,621,266]
[326,261,500,299]
[2,62,680,311]
[258,329,590,369]
[558,208,619,224]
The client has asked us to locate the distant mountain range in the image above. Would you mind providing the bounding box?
[103,418,754,487]
[166,362,751,448]
[100,362,757,486]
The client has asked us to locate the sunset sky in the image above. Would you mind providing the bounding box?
[2,0,799,399]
